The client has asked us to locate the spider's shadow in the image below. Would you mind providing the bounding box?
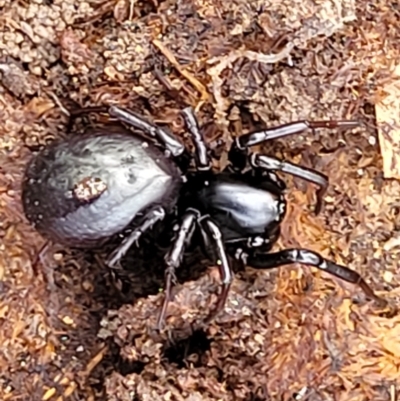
[107,230,243,306]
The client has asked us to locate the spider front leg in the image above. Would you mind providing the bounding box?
[250,154,328,214]
[237,248,386,306]
[231,119,361,152]
[229,118,360,213]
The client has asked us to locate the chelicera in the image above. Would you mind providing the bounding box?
[21,105,385,327]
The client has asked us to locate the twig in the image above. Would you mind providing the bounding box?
[152,39,209,101]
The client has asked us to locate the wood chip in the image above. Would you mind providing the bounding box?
[42,387,56,401]
[375,65,400,179]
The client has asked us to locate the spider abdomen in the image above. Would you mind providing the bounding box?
[21,129,183,248]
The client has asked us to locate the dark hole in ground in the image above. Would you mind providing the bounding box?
[49,232,218,398]
[162,328,211,368]
[104,342,146,377]
[246,392,270,401]
[89,340,147,397]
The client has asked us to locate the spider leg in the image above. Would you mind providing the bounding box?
[108,105,186,157]
[229,119,361,171]
[199,217,233,321]
[106,207,166,268]
[236,119,360,150]
[157,210,198,329]
[181,107,211,171]
[250,154,328,214]
[238,248,386,306]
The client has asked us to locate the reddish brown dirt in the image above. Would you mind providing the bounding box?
[1,0,400,400]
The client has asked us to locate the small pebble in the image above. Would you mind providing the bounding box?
[383,271,393,283]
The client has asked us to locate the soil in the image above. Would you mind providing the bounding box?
[1,0,400,400]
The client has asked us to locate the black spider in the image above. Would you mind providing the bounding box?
[21,105,384,327]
